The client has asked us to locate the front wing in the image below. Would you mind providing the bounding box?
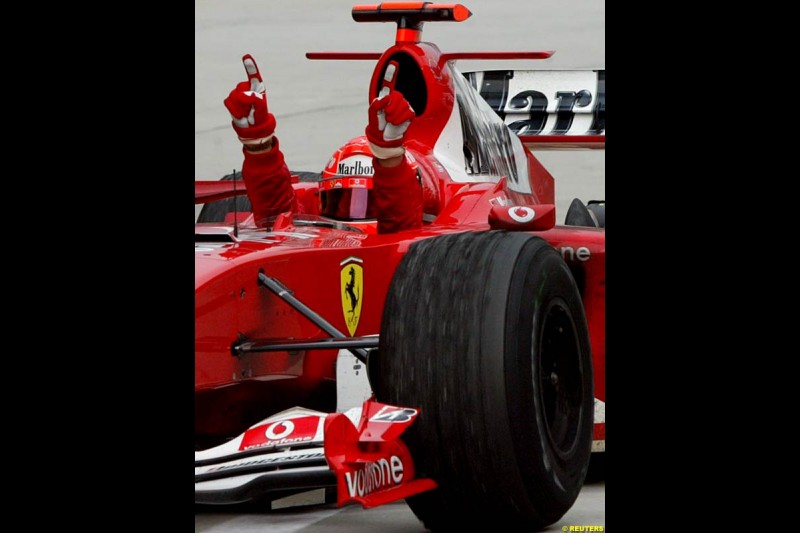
[195,399,436,508]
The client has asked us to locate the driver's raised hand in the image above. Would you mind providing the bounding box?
[365,61,415,159]
[224,54,277,149]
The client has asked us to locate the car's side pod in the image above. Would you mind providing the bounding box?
[488,203,556,231]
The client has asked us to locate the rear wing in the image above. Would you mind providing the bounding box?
[194,180,247,204]
[464,69,605,149]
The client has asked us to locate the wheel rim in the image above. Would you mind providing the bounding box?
[537,300,585,460]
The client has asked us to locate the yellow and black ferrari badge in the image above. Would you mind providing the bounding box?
[340,257,364,336]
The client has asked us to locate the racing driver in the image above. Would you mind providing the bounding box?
[223,54,423,234]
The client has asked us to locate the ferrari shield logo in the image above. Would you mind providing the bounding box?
[340,257,364,336]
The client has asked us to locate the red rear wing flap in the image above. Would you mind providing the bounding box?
[195,180,248,204]
[465,69,605,149]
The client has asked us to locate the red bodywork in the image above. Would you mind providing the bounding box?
[195,3,605,451]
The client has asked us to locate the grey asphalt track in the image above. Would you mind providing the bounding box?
[195,0,605,530]
[195,476,604,532]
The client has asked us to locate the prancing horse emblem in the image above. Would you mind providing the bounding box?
[340,257,364,336]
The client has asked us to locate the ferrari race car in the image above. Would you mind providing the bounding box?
[195,3,605,531]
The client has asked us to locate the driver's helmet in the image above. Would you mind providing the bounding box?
[320,136,377,221]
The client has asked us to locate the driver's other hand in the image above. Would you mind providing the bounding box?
[224,54,276,148]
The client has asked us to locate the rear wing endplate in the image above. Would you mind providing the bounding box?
[465,69,605,149]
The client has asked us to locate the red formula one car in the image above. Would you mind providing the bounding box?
[195,3,605,531]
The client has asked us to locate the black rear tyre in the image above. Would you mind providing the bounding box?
[375,231,593,532]
[587,200,605,228]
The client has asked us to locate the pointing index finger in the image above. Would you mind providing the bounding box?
[242,54,264,93]
[378,60,399,98]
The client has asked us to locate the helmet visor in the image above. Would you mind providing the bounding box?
[320,177,375,220]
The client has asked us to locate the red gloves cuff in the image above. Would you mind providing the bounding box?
[232,112,276,141]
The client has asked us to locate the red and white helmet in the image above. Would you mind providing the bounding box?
[320,136,377,220]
